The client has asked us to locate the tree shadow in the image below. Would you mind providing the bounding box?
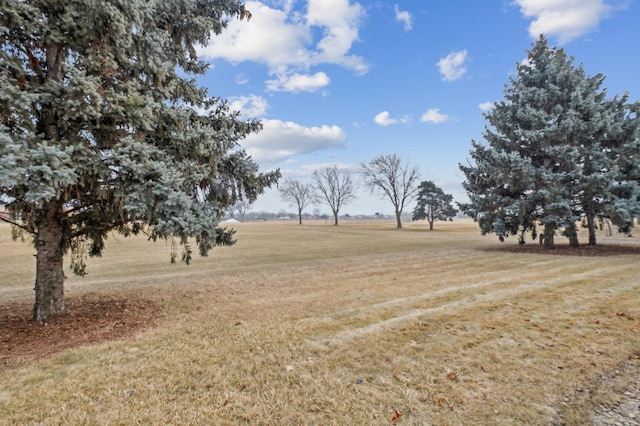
[479,243,640,257]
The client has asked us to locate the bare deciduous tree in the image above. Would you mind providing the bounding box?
[279,178,315,224]
[361,154,420,228]
[233,199,253,222]
[311,166,357,226]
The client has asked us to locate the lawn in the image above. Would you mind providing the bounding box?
[1,219,639,425]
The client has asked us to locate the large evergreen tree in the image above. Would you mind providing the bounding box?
[460,36,639,248]
[0,0,280,320]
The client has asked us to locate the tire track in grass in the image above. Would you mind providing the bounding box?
[298,259,601,326]
[306,263,637,348]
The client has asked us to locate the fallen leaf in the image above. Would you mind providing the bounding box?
[390,409,401,423]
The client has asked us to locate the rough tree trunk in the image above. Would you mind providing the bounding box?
[565,222,580,248]
[427,215,434,231]
[395,211,402,229]
[586,210,597,246]
[543,223,555,248]
[297,208,303,225]
[33,204,66,321]
[332,211,339,226]
[427,208,434,231]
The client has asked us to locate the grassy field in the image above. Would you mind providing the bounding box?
[1,219,639,425]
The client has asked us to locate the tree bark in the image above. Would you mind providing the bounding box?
[586,210,597,246]
[395,211,402,229]
[33,204,66,321]
[565,222,580,248]
[332,210,339,226]
[297,207,302,225]
[543,223,555,248]
[427,208,434,231]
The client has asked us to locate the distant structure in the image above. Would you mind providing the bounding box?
[221,218,240,223]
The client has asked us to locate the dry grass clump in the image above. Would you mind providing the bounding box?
[0,220,639,424]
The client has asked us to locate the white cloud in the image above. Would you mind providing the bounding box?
[478,101,494,112]
[235,74,249,85]
[266,72,330,93]
[437,50,468,82]
[307,0,367,72]
[373,111,411,126]
[228,95,269,118]
[394,5,413,31]
[198,2,307,66]
[514,0,616,44]
[420,108,449,124]
[374,111,398,126]
[197,1,368,93]
[241,119,347,163]
[300,162,358,174]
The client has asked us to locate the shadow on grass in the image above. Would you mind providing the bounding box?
[479,242,640,257]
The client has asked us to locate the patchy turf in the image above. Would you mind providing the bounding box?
[0,220,639,425]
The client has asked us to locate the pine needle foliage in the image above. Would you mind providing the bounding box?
[459,36,640,248]
[0,0,280,319]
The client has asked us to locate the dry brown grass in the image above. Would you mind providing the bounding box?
[1,219,639,425]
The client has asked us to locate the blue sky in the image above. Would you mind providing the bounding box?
[196,0,639,216]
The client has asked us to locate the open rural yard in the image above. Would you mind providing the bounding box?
[1,220,639,425]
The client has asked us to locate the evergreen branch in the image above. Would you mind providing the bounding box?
[21,41,46,83]
[0,215,35,234]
